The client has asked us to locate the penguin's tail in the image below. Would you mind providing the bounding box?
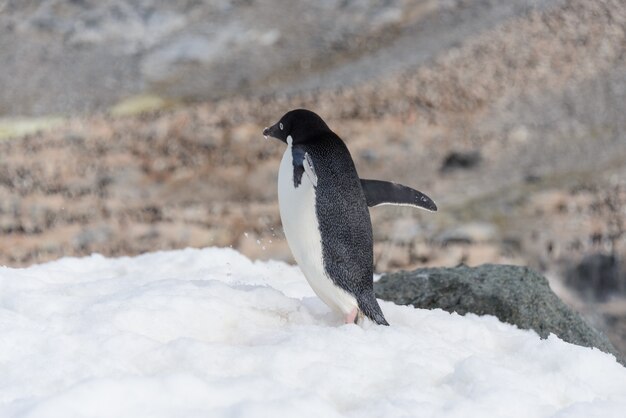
[357,292,389,326]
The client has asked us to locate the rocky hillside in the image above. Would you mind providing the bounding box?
[1,0,569,116]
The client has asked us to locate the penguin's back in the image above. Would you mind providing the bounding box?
[304,134,375,298]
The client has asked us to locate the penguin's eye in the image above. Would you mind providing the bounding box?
[279,123,284,130]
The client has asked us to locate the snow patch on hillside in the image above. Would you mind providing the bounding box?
[1,248,625,417]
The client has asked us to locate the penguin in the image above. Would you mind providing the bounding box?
[263,109,437,325]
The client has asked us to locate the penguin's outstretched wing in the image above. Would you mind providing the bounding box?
[360,179,437,212]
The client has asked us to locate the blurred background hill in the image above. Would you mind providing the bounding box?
[1,0,625,352]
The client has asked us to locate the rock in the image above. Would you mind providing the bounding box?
[73,225,113,250]
[359,149,379,163]
[375,264,625,365]
[440,151,482,173]
[437,222,497,245]
[507,125,530,143]
[566,253,625,301]
[389,218,423,244]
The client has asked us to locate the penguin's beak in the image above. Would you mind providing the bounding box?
[263,124,281,141]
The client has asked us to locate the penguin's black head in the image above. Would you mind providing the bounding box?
[263,109,331,145]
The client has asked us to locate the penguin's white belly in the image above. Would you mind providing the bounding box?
[278,142,357,315]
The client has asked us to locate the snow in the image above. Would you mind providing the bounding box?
[1,247,625,418]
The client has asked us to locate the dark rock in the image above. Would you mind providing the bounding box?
[73,226,113,250]
[437,222,496,246]
[524,173,542,183]
[359,149,379,163]
[566,253,625,301]
[375,264,625,365]
[440,150,481,173]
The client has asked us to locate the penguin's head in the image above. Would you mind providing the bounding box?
[263,109,331,145]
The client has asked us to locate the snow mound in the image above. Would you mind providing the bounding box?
[1,247,625,418]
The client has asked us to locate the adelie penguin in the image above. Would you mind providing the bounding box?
[263,109,437,325]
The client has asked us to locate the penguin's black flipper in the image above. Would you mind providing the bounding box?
[360,179,437,212]
[291,147,318,187]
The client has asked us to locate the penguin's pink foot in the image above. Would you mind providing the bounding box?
[345,308,358,324]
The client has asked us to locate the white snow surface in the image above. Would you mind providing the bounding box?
[1,247,626,418]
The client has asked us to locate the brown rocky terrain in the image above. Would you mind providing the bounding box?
[1,0,625,353]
